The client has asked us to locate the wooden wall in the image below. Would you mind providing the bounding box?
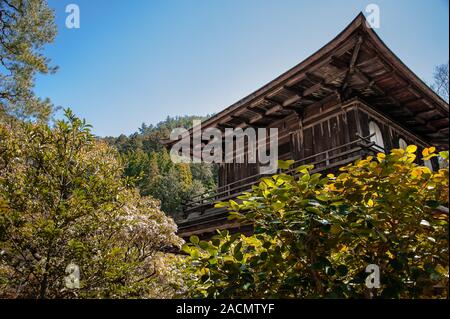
[352,102,439,169]
[218,98,439,188]
[299,97,349,169]
[218,112,302,188]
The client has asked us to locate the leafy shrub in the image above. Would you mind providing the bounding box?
[183,147,449,298]
[0,110,184,298]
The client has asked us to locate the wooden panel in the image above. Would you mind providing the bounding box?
[346,109,359,141]
[359,112,370,137]
[328,116,342,160]
[290,131,302,160]
[303,127,314,158]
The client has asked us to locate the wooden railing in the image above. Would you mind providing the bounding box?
[181,134,381,218]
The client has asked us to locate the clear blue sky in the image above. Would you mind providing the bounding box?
[35,0,449,137]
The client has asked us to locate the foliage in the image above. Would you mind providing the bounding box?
[0,109,184,298]
[139,149,204,215]
[183,147,449,298]
[105,115,212,155]
[0,0,57,121]
[104,115,217,218]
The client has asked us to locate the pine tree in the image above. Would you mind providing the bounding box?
[0,0,57,121]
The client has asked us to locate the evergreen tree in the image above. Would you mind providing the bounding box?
[0,0,57,122]
[105,115,217,218]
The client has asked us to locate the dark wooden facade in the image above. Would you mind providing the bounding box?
[167,13,449,239]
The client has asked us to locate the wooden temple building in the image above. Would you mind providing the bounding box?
[168,13,449,239]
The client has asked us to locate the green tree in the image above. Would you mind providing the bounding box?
[190,162,218,190]
[0,0,57,121]
[107,115,218,218]
[0,109,184,298]
[136,148,205,217]
[183,147,449,298]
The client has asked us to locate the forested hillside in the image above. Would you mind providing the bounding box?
[103,115,218,218]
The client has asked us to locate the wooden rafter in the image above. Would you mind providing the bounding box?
[330,55,348,70]
[356,55,379,68]
[341,35,364,94]
[415,108,440,118]
[387,84,411,97]
[265,104,284,116]
[349,36,363,72]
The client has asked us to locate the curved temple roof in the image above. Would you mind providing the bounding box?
[166,13,449,146]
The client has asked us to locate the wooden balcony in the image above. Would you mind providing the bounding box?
[176,134,382,238]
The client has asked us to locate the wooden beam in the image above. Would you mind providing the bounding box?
[233,106,251,117]
[283,85,303,95]
[355,67,410,107]
[330,55,348,70]
[247,105,283,121]
[231,109,270,127]
[388,108,417,118]
[354,68,441,133]
[294,92,339,116]
[372,70,402,83]
[403,98,425,108]
[422,99,435,108]
[265,104,283,116]
[230,115,249,122]
[282,94,302,108]
[353,67,372,84]
[439,127,449,134]
[305,73,323,84]
[264,96,282,105]
[349,36,363,71]
[415,108,439,118]
[341,36,363,93]
[426,130,448,141]
[413,126,437,133]
[302,82,323,96]
[387,84,411,97]
[248,113,263,124]
[356,55,379,69]
[286,70,341,101]
[322,82,339,91]
[284,37,359,88]
[249,107,267,115]
[351,81,375,90]
[235,122,248,129]
[305,72,324,84]
[217,123,233,130]
[429,118,449,129]
[403,118,419,125]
